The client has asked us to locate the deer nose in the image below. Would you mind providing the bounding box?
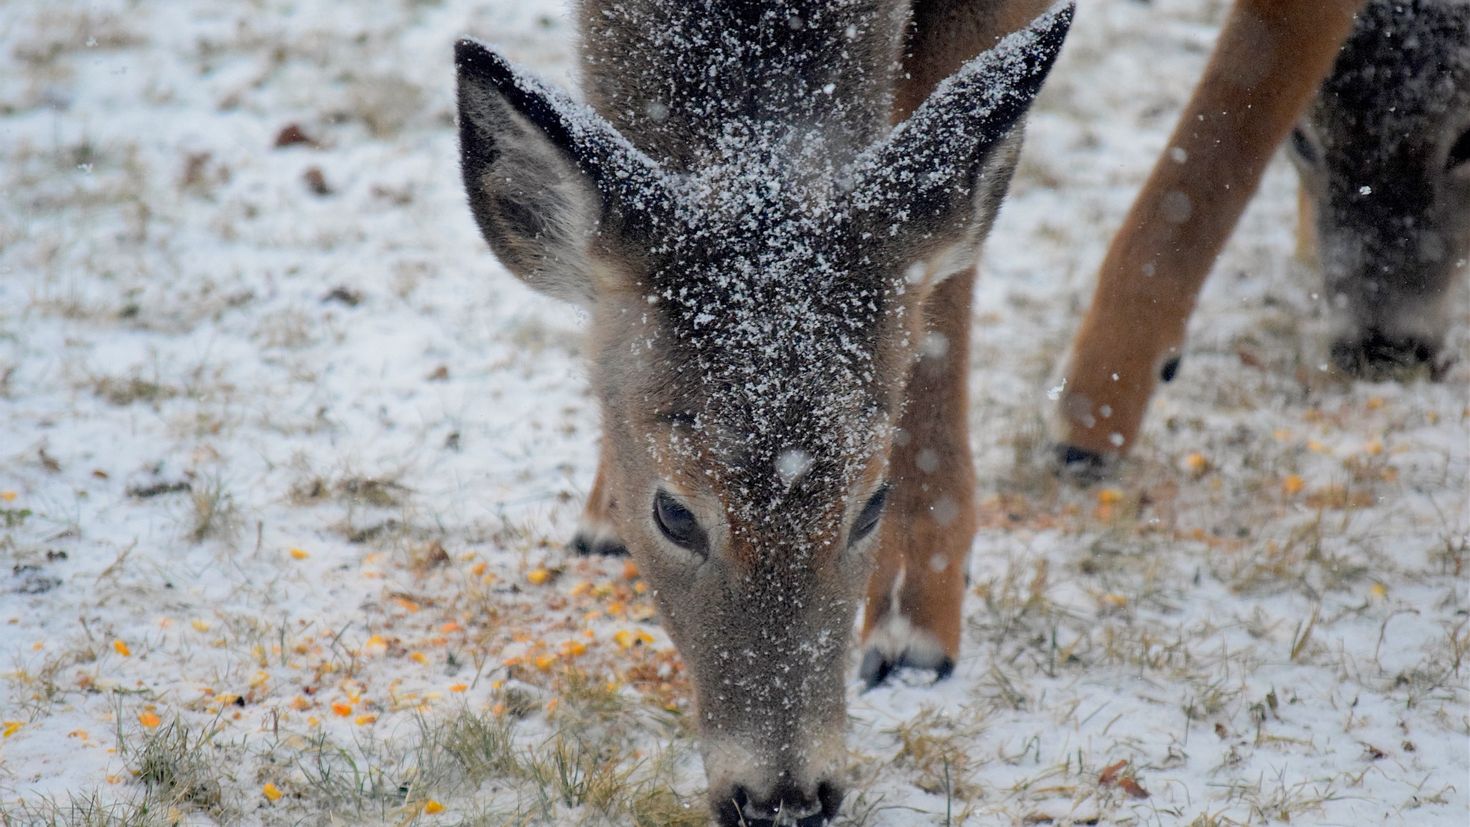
[1330,330,1439,379]
[715,780,843,827]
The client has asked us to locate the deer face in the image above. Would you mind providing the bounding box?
[454,7,1070,823]
[1289,0,1469,378]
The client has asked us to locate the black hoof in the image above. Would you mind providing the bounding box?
[1160,355,1182,383]
[1054,444,1111,483]
[859,649,955,689]
[567,533,628,557]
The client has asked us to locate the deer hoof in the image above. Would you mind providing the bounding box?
[1053,444,1111,482]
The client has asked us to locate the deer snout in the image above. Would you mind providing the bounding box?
[1330,328,1444,379]
[704,731,847,827]
[713,778,844,827]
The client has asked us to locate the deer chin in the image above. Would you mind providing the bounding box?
[858,612,952,687]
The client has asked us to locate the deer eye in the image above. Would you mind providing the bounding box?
[653,490,705,553]
[1448,128,1470,172]
[1289,127,1317,165]
[849,485,889,546]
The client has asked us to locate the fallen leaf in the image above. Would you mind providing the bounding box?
[1098,759,1128,786]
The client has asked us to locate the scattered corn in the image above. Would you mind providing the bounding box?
[262,783,283,802]
[614,629,655,650]
[1282,474,1305,496]
[289,547,310,560]
[449,683,468,693]
[354,713,377,726]
[2,721,22,738]
[0,491,16,502]
[1183,452,1209,476]
[1096,487,1124,505]
[331,702,353,717]
[424,801,445,815]
[138,712,161,729]
[112,640,131,657]
[527,568,552,586]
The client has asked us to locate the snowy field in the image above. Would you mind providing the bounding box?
[2,1,1467,824]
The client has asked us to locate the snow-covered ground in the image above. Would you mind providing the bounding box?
[1,1,1465,824]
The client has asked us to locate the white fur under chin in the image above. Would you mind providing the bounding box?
[862,611,947,670]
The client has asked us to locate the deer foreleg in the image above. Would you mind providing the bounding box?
[1055,0,1364,468]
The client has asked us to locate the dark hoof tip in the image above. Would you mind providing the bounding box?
[1160,355,1182,383]
[567,533,628,557]
[860,650,955,689]
[1054,444,1111,482]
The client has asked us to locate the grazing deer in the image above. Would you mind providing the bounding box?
[1054,0,1372,468]
[1290,0,1470,379]
[456,1,1071,823]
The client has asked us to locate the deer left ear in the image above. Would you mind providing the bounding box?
[848,2,1073,267]
[456,39,672,304]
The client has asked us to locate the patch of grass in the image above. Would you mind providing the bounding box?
[92,376,178,407]
[186,475,239,544]
[885,706,984,802]
[0,790,170,827]
[121,714,232,818]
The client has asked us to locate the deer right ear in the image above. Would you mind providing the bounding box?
[456,39,669,304]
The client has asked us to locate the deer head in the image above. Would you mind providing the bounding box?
[1289,0,1469,378]
[455,5,1071,823]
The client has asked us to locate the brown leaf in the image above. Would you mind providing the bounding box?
[274,123,319,148]
[1118,776,1150,799]
[303,167,332,196]
[1098,759,1128,786]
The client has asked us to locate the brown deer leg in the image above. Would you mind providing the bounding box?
[853,0,1056,686]
[860,268,978,685]
[1055,0,1364,469]
[569,437,627,557]
[1295,181,1319,266]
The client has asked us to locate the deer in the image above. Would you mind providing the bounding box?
[1055,0,1469,471]
[1290,0,1470,379]
[1054,0,1369,470]
[455,1,1072,823]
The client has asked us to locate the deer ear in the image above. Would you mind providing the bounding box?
[456,39,670,304]
[849,3,1072,267]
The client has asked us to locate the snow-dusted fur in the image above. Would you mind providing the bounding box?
[456,2,1071,823]
[1291,0,1470,376]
